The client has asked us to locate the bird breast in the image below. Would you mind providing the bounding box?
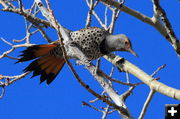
[69,27,107,60]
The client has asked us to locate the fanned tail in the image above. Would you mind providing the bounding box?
[17,44,65,84]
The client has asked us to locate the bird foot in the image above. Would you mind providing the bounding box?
[76,60,91,66]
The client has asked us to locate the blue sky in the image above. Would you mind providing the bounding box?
[0,0,180,119]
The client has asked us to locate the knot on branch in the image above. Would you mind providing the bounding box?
[37,2,43,7]
[116,58,125,72]
[119,0,125,8]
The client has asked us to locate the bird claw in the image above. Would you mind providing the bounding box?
[76,60,91,66]
[75,60,82,65]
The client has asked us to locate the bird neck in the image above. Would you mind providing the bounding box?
[104,35,118,52]
[100,39,111,55]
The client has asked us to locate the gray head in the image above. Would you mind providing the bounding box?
[105,34,138,57]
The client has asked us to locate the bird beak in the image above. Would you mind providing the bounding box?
[128,48,138,57]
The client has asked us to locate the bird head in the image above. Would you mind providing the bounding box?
[106,34,138,57]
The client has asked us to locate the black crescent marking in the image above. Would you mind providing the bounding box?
[100,39,110,55]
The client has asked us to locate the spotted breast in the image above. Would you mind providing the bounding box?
[69,27,108,60]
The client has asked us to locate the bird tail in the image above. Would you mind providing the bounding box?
[16,44,65,84]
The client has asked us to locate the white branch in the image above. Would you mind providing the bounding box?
[86,64,133,118]
[138,89,155,119]
[104,54,180,100]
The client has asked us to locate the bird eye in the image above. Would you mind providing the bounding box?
[125,41,128,45]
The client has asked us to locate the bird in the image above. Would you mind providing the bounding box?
[16,27,137,85]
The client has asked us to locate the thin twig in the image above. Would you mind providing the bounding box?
[109,65,115,78]
[1,0,15,8]
[151,64,166,77]
[120,86,135,101]
[0,37,13,46]
[2,8,53,28]
[89,91,106,103]
[104,6,108,27]
[25,18,31,43]
[108,8,120,33]
[0,86,5,99]
[138,89,155,119]
[82,101,103,112]
[102,105,110,119]
[126,72,130,83]
[108,65,115,87]
[95,58,101,73]
[5,55,19,60]
[0,44,34,59]
[0,72,30,87]
[29,1,36,14]
[18,0,23,11]
[86,0,107,29]
[85,0,94,28]
[36,25,52,43]
[101,70,138,86]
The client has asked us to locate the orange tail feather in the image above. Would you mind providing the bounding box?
[17,44,65,84]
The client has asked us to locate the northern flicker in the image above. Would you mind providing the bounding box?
[16,27,137,84]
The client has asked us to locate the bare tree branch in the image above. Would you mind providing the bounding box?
[86,64,133,118]
[0,43,34,59]
[104,54,180,100]
[85,0,95,28]
[0,71,30,96]
[18,0,23,11]
[152,0,180,57]
[108,0,124,33]
[82,101,103,112]
[99,0,180,57]
[102,105,110,119]
[1,7,53,28]
[120,86,135,102]
[86,0,107,29]
[0,84,5,99]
